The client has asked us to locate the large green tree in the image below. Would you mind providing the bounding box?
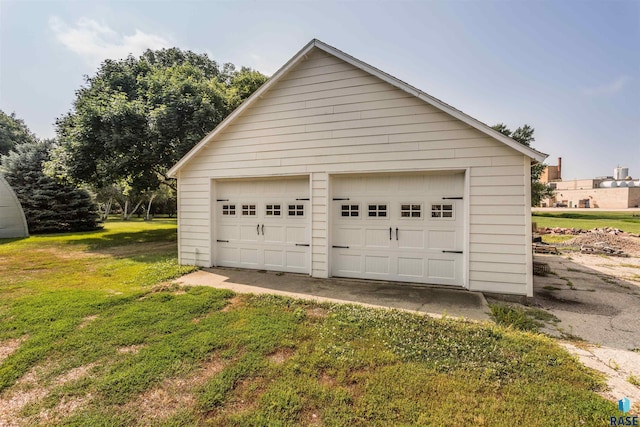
[1,140,101,234]
[0,110,37,156]
[492,123,554,206]
[53,48,267,195]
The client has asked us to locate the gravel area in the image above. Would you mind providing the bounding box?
[561,232,640,256]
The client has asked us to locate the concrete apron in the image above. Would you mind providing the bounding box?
[174,267,492,322]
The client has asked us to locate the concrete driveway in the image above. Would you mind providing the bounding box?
[532,253,640,350]
[174,267,491,322]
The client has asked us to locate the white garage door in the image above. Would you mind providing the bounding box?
[331,173,465,286]
[215,177,310,274]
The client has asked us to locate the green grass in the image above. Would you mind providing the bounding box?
[489,304,559,332]
[0,221,620,425]
[540,234,575,244]
[533,211,640,234]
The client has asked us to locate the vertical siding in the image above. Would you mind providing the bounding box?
[175,47,532,295]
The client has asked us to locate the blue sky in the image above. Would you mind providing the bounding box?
[1,0,638,180]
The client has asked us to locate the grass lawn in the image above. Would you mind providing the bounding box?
[532,211,640,234]
[0,220,620,426]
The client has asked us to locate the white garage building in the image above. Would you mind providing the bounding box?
[168,39,546,296]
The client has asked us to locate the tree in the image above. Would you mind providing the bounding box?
[0,140,101,234]
[0,110,37,156]
[52,48,268,200]
[492,123,554,206]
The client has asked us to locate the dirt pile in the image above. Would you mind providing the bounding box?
[537,226,635,236]
[561,232,640,256]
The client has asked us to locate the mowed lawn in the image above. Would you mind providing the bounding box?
[533,210,640,234]
[0,221,618,426]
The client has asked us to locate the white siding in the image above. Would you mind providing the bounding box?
[0,175,28,238]
[177,48,532,295]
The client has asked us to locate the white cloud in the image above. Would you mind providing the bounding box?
[582,75,630,97]
[49,16,172,66]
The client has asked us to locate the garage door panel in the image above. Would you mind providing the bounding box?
[217,246,239,264]
[218,225,240,241]
[397,257,424,277]
[334,227,363,246]
[285,226,307,243]
[397,228,426,249]
[264,226,286,244]
[427,229,459,250]
[331,173,464,286]
[240,225,260,242]
[240,248,259,265]
[364,228,392,248]
[286,251,307,269]
[364,255,390,275]
[427,258,456,281]
[215,177,310,274]
[333,253,361,274]
[264,250,284,268]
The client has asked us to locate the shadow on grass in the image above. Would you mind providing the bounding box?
[69,228,177,251]
[0,236,29,245]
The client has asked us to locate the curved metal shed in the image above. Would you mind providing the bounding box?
[0,174,28,238]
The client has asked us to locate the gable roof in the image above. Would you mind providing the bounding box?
[168,39,547,177]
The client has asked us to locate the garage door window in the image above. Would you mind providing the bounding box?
[242,204,256,216]
[265,204,281,216]
[341,204,359,217]
[222,204,236,216]
[368,204,387,218]
[288,204,305,217]
[400,204,422,218]
[431,203,454,219]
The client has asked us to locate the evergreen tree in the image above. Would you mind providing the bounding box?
[0,140,101,233]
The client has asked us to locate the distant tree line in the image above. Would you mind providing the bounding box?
[0,47,267,234]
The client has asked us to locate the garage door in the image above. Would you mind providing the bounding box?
[215,177,309,274]
[331,173,465,286]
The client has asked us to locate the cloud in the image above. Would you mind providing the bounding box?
[49,16,172,66]
[582,75,630,97]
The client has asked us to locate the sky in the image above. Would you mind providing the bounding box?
[0,0,638,180]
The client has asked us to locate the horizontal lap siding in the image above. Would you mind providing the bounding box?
[178,176,211,267]
[311,173,329,277]
[177,48,531,294]
[468,160,529,295]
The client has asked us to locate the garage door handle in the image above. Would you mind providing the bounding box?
[442,250,463,254]
[295,243,310,247]
[332,245,349,249]
[216,240,229,243]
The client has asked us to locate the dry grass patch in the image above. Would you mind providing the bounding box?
[267,348,294,365]
[78,315,98,328]
[0,336,27,364]
[306,307,328,319]
[123,355,226,422]
[117,344,146,354]
[2,360,98,425]
[55,363,97,386]
[221,295,245,313]
[0,365,49,424]
[37,394,94,425]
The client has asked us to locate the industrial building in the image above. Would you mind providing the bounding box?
[541,160,640,209]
